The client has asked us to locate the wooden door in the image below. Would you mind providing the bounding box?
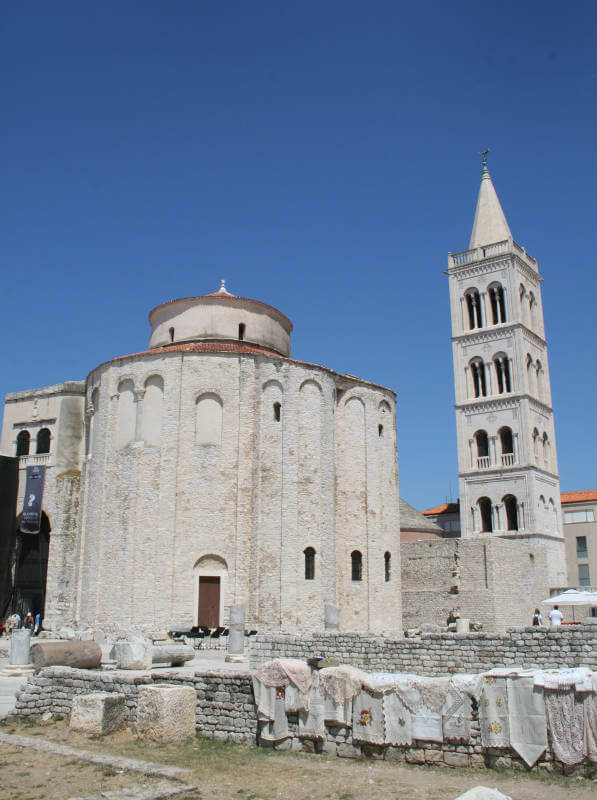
[198,576,220,627]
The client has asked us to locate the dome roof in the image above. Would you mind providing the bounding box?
[400,498,443,535]
[148,281,292,356]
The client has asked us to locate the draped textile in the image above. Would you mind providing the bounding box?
[254,684,290,743]
[298,671,326,740]
[442,689,472,741]
[319,665,366,705]
[534,668,593,692]
[352,690,385,745]
[323,693,352,727]
[506,677,547,767]
[284,684,309,714]
[411,703,443,742]
[544,688,585,765]
[415,677,452,711]
[254,659,314,694]
[479,676,509,748]
[383,692,412,746]
[584,692,597,762]
[394,678,423,713]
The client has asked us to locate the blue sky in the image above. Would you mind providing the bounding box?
[1,2,596,510]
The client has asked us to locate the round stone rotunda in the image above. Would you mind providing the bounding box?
[75,282,401,634]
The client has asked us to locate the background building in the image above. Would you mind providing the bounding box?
[561,490,597,593]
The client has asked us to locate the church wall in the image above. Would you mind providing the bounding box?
[74,350,400,634]
[401,537,550,631]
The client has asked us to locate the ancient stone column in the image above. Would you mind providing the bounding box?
[226,604,245,658]
[324,602,339,632]
[10,629,32,666]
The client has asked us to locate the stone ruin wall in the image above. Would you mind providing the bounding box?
[401,537,552,632]
[12,652,597,776]
[248,625,597,673]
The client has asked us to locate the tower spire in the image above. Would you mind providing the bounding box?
[469,150,512,249]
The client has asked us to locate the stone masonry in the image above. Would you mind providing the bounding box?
[249,625,597,673]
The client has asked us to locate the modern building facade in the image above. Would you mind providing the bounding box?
[446,155,566,587]
[561,489,597,591]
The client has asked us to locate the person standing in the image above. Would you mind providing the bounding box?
[549,605,564,626]
[532,608,543,626]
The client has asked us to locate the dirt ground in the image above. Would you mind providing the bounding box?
[1,717,597,800]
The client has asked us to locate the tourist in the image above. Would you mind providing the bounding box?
[34,612,41,635]
[7,612,21,632]
[548,605,564,627]
[532,608,543,626]
[23,612,34,630]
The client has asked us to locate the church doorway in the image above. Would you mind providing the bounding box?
[193,555,227,628]
[198,577,220,627]
[13,511,51,619]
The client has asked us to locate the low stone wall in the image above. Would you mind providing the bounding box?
[13,667,256,744]
[249,625,597,673]
[11,665,596,776]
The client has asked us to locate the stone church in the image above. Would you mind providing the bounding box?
[1,283,401,635]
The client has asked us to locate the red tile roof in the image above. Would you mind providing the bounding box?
[422,502,460,516]
[107,340,285,365]
[561,490,597,504]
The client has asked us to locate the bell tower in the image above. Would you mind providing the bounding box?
[447,154,566,587]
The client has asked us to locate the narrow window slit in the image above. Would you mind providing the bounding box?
[273,402,281,422]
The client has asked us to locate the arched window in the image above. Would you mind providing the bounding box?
[141,375,164,447]
[548,498,556,530]
[529,292,536,329]
[90,388,100,454]
[474,430,489,468]
[488,283,506,324]
[16,430,30,457]
[519,284,527,324]
[542,432,551,469]
[273,402,281,422]
[499,426,514,466]
[351,550,362,582]
[36,428,51,455]
[536,361,545,401]
[117,380,136,449]
[493,353,511,394]
[384,551,391,582]
[526,354,535,395]
[169,327,175,343]
[503,495,519,531]
[196,393,223,446]
[470,358,487,398]
[238,323,245,341]
[532,428,541,461]
[465,289,482,329]
[304,547,315,580]
[478,497,493,533]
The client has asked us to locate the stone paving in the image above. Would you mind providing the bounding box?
[0,731,192,779]
[69,783,199,799]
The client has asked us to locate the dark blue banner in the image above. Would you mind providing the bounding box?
[20,465,46,534]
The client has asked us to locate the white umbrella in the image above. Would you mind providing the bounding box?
[541,589,597,621]
[541,589,597,605]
